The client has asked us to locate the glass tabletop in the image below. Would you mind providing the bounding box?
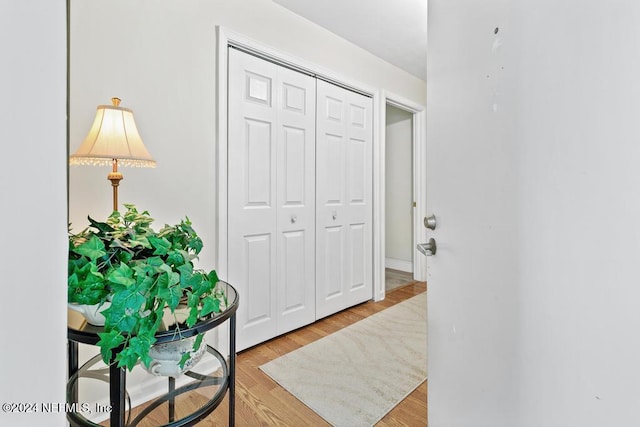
[68,281,238,345]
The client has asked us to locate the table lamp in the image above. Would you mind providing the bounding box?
[70,98,156,212]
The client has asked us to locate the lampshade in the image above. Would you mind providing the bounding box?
[70,98,156,168]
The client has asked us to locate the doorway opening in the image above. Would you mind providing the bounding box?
[381,94,427,298]
[385,104,414,291]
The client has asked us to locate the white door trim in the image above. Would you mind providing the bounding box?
[216,26,385,302]
[378,91,427,301]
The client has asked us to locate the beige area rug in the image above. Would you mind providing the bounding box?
[260,293,427,427]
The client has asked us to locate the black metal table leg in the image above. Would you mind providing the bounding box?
[68,340,79,404]
[169,376,176,422]
[110,355,126,427]
[229,313,236,427]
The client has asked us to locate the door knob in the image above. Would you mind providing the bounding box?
[417,238,437,256]
[424,214,437,230]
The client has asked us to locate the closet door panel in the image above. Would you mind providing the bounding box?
[316,87,347,317]
[316,80,373,318]
[228,49,279,350]
[344,95,373,307]
[229,49,316,349]
[276,66,316,334]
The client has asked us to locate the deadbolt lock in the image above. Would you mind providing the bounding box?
[424,214,437,230]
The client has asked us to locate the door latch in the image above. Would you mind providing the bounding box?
[417,238,437,256]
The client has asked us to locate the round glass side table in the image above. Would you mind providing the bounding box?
[67,281,238,427]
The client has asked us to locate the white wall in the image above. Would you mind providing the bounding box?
[0,1,67,426]
[385,104,413,270]
[428,0,640,425]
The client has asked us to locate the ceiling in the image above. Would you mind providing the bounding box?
[273,0,427,81]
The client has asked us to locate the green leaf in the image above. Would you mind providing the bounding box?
[145,256,165,268]
[132,262,156,279]
[191,273,210,294]
[177,263,195,288]
[72,235,106,260]
[87,216,115,235]
[188,236,203,254]
[138,310,163,338]
[178,352,191,369]
[116,249,134,264]
[200,296,220,317]
[127,336,155,368]
[167,270,180,287]
[123,205,141,223]
[68,262,107,304]
[70,260,104,282]
[107,263,136,287]
[208,270,219,285]
[192,333,204,351]
[128,236,151,249]
[190,271,214,297]
[158,283,182,311]
[186,306,199,328]
[96,330,125,364]
[166,251,185,267]
[148,235,172,255]
[179,334,204,369]
[69,286,107,305]
[187,291,200,307]
[115,347,139,371]
[103,287,146,333]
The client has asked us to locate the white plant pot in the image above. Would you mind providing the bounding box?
[144,335,207,378]
[68,301,111,326]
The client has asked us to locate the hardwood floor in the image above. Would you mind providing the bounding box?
[132,281,427,426]
[385,268,415,292]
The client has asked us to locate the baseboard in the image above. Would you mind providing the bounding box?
[385,258,413,273]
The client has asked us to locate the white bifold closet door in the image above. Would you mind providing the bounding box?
[228,48,316,350]
[315,79,373,318]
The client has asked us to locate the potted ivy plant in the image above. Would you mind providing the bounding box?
[68,204,226,374]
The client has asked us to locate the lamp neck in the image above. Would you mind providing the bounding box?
[107,159,123,212]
